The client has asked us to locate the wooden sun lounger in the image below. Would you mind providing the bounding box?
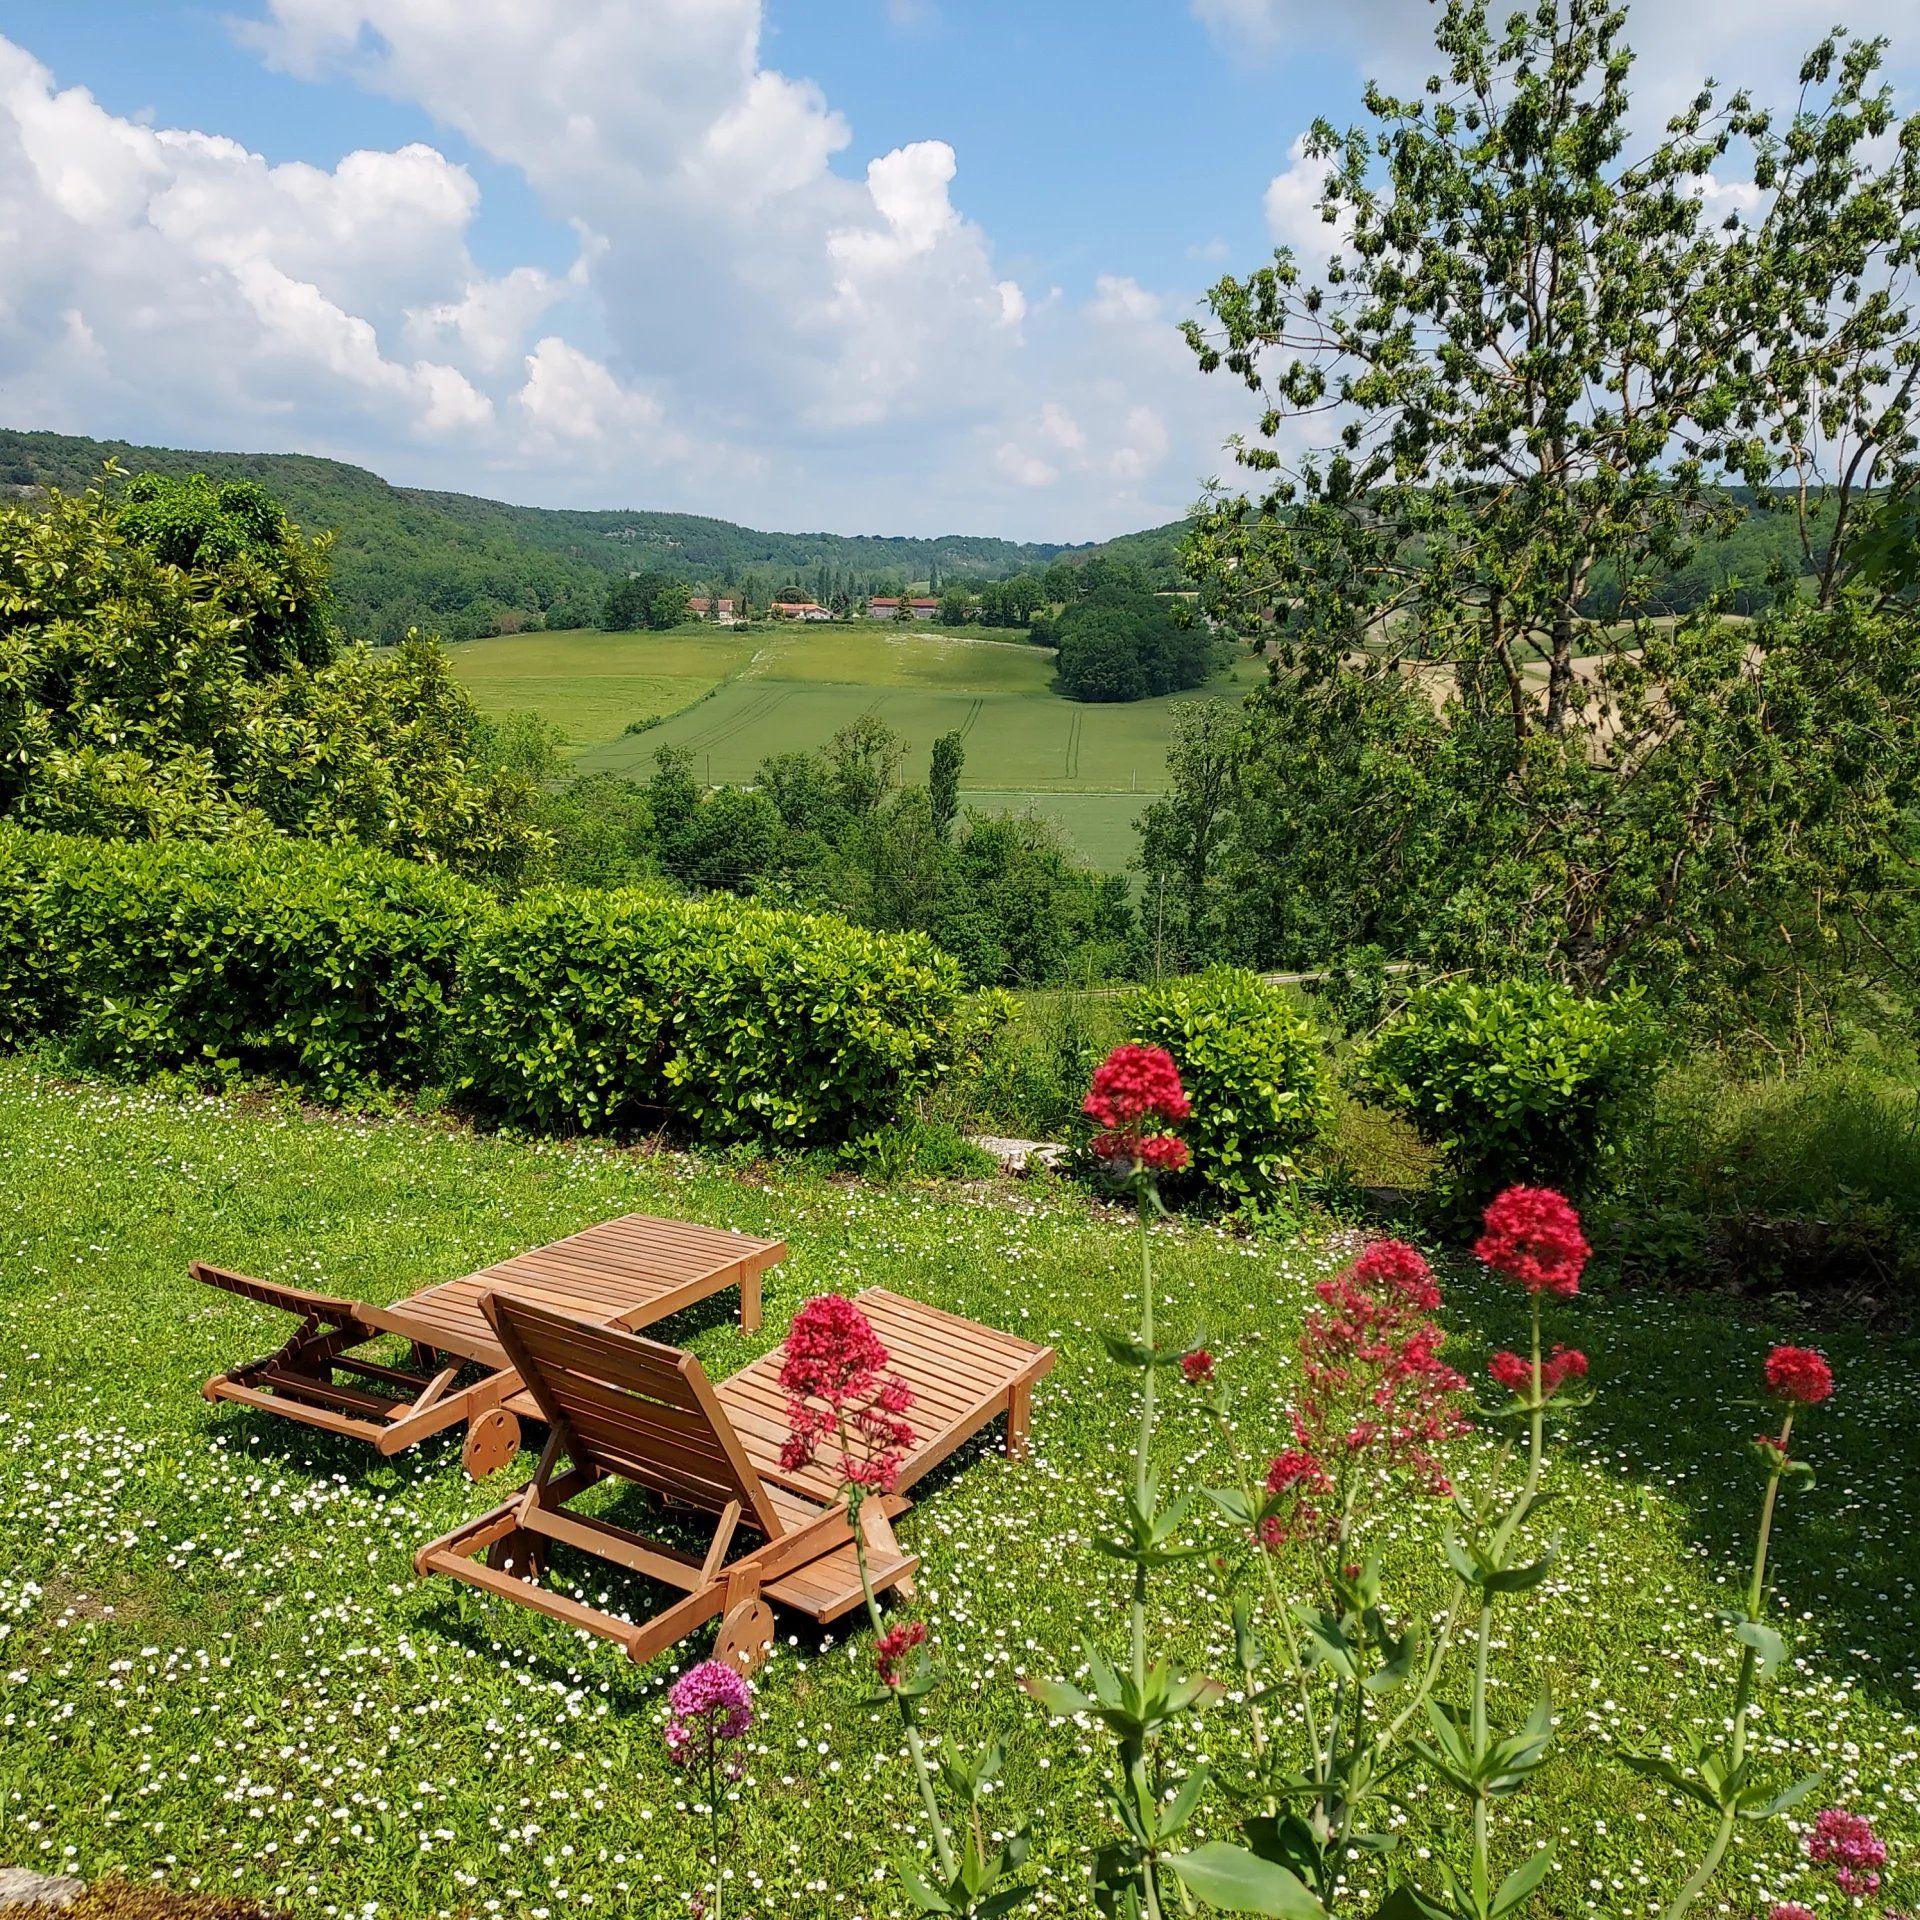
[196,1214,786,1473]
[416,1288,1054,1672]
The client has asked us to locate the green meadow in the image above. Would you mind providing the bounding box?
[449,622,1264,872]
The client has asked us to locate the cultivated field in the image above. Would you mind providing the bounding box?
[449,623,1264,872]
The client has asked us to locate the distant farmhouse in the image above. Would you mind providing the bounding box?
[867,595,941,620]
[687,595,739,625]
[768,599,832,621]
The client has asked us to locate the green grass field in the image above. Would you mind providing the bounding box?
[447,627,755,750]
[2,1064,1916,1917]
[449,624,1265,871]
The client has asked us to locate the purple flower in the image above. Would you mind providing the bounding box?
[664,1659,754,1770]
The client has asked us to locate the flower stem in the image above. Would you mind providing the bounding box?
[1131,1188,1165,1920]
[853,1501,959,1886]
[1663,1411,1794,1920]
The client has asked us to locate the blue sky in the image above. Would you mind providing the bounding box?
[0,0,1914,538]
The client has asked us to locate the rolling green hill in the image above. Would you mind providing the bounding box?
[0,426,1189,645]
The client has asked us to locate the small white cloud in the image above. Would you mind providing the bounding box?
[1187,236,1231,262]
[994,441,1058,487]
[1088,274,1159,324]
[995,278,1027,326]
[1263,133,1350,258]
[1109,404,1169,481]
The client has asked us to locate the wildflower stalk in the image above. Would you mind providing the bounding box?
[701,1734,726,1920]
[1129,1187,1166,1920]
[849,1491,961,1885]
[1663,1405,1796,1920]
[1464,1295,1551,1900]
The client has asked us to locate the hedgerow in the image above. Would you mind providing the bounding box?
[0,827,975,1141]
[453,884,977,1142]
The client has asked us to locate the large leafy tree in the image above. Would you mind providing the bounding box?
[0,479,544,879]
[1181,0,1920,1036]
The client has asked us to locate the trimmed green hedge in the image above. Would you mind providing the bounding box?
[1353,976,1652,1205]
[0,828,974,1139]
[0,829,482,1101]
[1129,968,1332,1216]
[455,887,975,1143]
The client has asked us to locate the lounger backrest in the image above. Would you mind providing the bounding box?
[482,1293,784,1540]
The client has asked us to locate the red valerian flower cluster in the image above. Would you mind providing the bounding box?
[1765,1344,1835,1407]
[1084,1044,1191,1128]
[1768,1906,1816,1920]
[873,1619,928,1688]
[1258,1445,1333,1549]
[1181,1348,1215,1386]
[1474,1186,1590,1296]
[1808,1807,1887,1896]
[1092,1130,1191,1172]
[1085,1045,1191,1178]
[1488,1345,1589,1399]
[1257,1239,1470,1554]
[779,1294,916,1494]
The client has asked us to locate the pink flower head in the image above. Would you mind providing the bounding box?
[664,1659,753,1768]
[1181,1348,1216,1387]
[1766,1345,1834,1408]
[1091,1130,1192,1174]
[1808,1807,1886,1896]
[874,1619,927,1687]
[1351,1239,1442,1311]
[779,1295,916,1495]
[1291,1252,1470,1498]
[1474,1187,1590,1296]
[1769,1907,1816,1920]
[1488,1345,1588,1399]
[1084,1045,1190,1129]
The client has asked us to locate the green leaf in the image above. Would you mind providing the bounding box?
[1491,1846,1552,1917]
[1165,1842,1329,1917]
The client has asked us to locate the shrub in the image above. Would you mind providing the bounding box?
[1127,968,1332,1214]
[454,886,978,1142]
[7,829,484,1100]
[1353,976,1651,1207]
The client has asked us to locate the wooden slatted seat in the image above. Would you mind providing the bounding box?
[195,1214,785,1469]
[418,1289,1053,1670]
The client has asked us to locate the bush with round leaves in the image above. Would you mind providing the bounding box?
[453,884,980,1143]
[1353,975,1652,1207]
[1127,967,1333,1214]
[0,825,483,1100]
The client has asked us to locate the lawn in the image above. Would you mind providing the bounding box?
[3,1063,1914,1918]
[450,623,1264,872]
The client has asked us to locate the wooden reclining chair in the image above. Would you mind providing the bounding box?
[195,1214,785,1472]
[416,1288,1053,1673]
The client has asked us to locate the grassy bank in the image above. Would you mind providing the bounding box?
[1,1062,1915,1917]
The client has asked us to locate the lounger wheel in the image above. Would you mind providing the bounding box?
[714,1597,774,1676]
[463,1408,522,1481]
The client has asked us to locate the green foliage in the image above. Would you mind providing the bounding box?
[0,825,981,1142]
[603,570,692,631]
[1354,979,1651,1205]
[115,470,337,673]
[452,884,978,1142]
[1181,0,1920,1042]
[1607,1052,1920,1294]
[930,987,1127,1141]
[1129,968,1333,1215]
[0,480,547,879]
[0,827,482,1101]
[1053,587,1217,703]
